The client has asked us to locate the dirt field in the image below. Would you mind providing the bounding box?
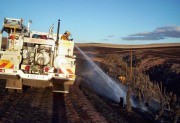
[0,43,179,123]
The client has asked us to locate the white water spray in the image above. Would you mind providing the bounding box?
[75,45,136,106]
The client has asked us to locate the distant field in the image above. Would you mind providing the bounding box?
[76,43,180,49]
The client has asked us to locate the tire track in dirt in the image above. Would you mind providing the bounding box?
[0,86,68,123]
[52,92,67,123]
[64,93,81,123]
[67,85,108,123]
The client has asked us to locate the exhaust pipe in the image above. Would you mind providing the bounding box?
[28,20,32,32]
[56,19,60,45]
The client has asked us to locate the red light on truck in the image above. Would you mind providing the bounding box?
[44,67,49,72]
[25,65,30,71]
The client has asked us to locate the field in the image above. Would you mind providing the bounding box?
[0,43,180,123]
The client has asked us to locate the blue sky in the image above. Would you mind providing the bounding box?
[0,0,180,44]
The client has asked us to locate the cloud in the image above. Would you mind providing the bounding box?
[122,26,180,41]
[107,35,116,38]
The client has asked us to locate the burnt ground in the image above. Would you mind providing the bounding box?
[0,43,179,123]
[76,44,180,95]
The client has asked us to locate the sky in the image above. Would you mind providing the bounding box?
[0,0,180,44]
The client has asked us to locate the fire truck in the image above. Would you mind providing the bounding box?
[0,18,76,93]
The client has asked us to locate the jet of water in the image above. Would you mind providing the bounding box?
[75,45,162,113]
[75,45,137,106]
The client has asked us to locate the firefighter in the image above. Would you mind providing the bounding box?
[61,31,72,41]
